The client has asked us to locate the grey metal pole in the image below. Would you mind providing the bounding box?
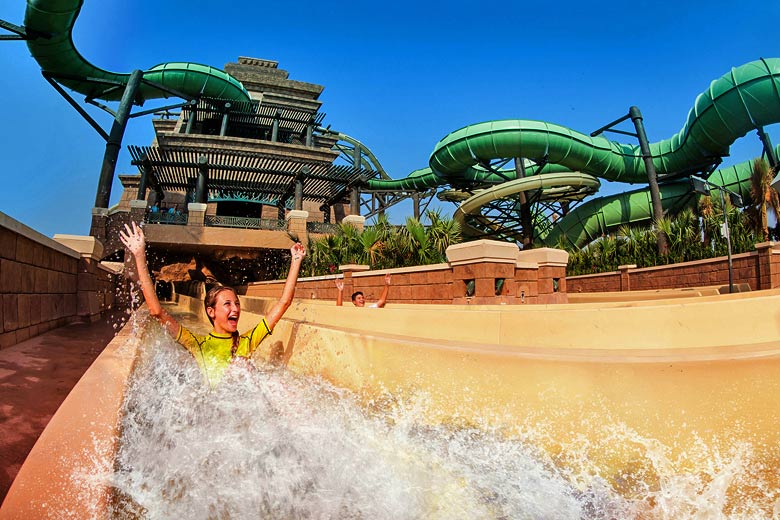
[220,102,231,136]
[185,100,197,134]
[718,188,734,294]
[271,109,281,142]
[514,157,533,248]
[94,69,143,208]
[629,106,668,255]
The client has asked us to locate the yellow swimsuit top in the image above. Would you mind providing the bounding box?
[175,318,271,387]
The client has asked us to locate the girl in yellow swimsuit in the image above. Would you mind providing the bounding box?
[120,221,306,387]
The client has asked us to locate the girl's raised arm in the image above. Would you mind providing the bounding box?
[120,221,181,338]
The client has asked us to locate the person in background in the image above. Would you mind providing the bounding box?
[335,274,391,308]
[120,221,306,387]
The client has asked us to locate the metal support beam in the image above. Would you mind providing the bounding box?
[514,157,534,248]
[42,73,109,141]
[629,106,668,255]
[195,155,209,204]
[137,159,151,200]
[412,192,420,220]
[94,69,143,208]
[0,18,28,38]
[185,100,197,134]
[757,127,778,169]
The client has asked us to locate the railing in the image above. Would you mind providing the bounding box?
[306,221,339,234]
[146,212,188,225]
[204,215,286,230]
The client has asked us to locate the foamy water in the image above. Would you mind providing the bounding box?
[104,319,779,519]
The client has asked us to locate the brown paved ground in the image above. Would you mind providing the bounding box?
[0,319,117,503]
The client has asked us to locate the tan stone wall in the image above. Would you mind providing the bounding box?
[567,243,780,293]
[241,243,569,305]
[0,213,121,350]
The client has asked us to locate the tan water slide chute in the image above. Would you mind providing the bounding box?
[3,289,780,516]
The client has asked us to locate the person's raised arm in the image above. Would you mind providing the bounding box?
[265,242,306,331]
[119,222,180,338]
[375,273,391,308]
[335,279,344,306]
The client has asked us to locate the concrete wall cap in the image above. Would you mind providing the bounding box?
[53,234,105,260]
[285,210,309,221]
[129,200,148,209]
[100,261,124,274]
[187,203,208,211]
[517,247,569,267]
[339,264,371,272]
[341,215,365,224]
[446,239,519,265]
[618,264,638,270]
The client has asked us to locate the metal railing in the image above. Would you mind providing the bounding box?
[146,212,188,225]
[204,215,286,230]
[306,221,339,234]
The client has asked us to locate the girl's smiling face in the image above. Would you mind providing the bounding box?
[207,289,241,334]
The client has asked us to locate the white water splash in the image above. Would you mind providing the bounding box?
[106,322,778,519]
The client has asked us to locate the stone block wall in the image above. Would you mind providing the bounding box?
[567,242,780,293]
[240,241,569,305]
[0,213,121,350]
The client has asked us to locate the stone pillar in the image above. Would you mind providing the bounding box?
[755,241,780,289]
[129,199,147,226]
[187,203,207,227]
[341,215,365,232]
[618,264,636,292]
[518,248,569,304]
[446,239,519,305]
[338,264,371,300]
[286,210,309,242]
[89,207,109,241]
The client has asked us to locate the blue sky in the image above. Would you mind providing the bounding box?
[1,0,778,238]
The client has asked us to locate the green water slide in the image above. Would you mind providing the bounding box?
[23,0,250,103]
[368,58,780,246]
[542,153,773,248]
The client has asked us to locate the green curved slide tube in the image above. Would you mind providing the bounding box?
[368,59,779,247]
[24,0,250,103]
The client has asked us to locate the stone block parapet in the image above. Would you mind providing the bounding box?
[568,243,780,293]
[0,213,123,350]
[242,240,569,305]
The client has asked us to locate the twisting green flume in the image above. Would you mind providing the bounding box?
[24,0,250,103]
[368,58,780,247]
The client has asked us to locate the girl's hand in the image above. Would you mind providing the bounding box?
[290,242,306,262]
[119,222,146,256]
[384,273,391,286]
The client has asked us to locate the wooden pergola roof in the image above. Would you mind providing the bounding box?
[128,145,375,205]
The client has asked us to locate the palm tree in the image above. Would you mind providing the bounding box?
[749,157,780,242]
